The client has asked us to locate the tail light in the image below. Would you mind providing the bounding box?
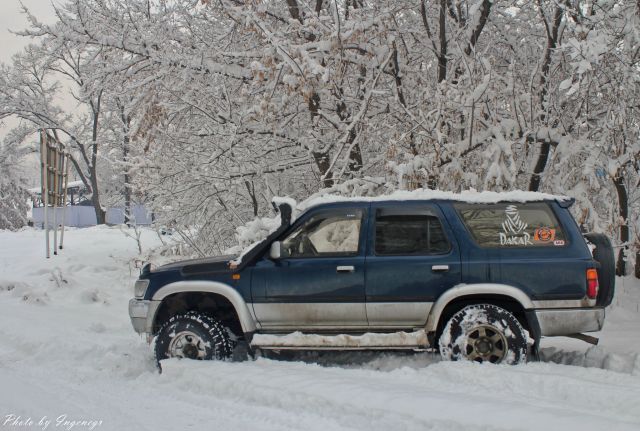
[586,268,599,299]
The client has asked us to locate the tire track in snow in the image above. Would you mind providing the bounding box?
[155,358,640,431]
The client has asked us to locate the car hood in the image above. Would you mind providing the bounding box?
[153,255,236,274]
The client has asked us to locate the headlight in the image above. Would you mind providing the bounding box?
[134,279,150,298]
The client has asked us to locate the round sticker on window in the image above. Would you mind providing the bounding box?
[534,227,556,243]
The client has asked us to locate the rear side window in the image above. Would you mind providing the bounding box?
[454,202,566,248]
[375,212,450,255]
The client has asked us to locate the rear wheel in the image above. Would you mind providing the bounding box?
[155,312,232,362]
[439,304,529,364]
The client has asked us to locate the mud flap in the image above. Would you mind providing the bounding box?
[566,333,599,345]
[525,310,542,361]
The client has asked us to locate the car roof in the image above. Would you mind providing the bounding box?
[297,190,571,213]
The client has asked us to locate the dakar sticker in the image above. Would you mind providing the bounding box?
[499,205,533,246]
[534,227,556,243]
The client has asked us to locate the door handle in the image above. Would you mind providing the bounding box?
[336,265,355,273]
[432,265,449,272]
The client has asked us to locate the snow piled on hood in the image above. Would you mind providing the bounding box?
[225,215,282,258]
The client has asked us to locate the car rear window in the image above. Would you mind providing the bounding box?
[375,213,450,255]
[454,202,566,248]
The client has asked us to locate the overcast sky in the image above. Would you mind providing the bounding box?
[1,1,59,186]
[0,1,58,64]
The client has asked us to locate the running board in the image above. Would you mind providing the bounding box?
[250,330,428,350]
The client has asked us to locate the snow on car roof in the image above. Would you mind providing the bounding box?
[298,189,570,212]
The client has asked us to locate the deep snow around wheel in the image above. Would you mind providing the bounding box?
[1,226,640,431]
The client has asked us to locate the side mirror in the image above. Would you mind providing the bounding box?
[269,241,282,260]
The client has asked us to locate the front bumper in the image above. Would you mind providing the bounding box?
[534,307,605,336]
[128,299,160,334]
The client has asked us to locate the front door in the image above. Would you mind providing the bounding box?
[251,204,369,330]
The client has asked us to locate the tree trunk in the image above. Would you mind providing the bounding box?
[313,150,333,188]
[438,0,447,83]
[529,141,551,192]
[120,103,132,225]
[286,0,303,23]
[89,92,104,224]
[614,172,629,276]
[123,143,131,225]
[347,137,363,173]
[306,90,334,187]
[528,4,563,191]
[464,0,492,56]
[91,180,106,225]
[244,180,259,217]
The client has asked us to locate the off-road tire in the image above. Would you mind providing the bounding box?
[154,311,232,362]
[439,304,529,365]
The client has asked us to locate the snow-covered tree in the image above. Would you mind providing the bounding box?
[0,35,126,225]
[0,128,30,230]
[4,0,639,272]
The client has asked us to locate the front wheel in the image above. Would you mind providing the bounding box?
[154,312,232,362]
[438,304,530,365]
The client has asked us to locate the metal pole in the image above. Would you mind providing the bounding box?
[51,135,59,255]
[41,131,50,259]
[59,152,69,250]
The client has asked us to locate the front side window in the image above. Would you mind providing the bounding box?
[375,212,450,255]
[454,202,566,248]
[282,210,363,258]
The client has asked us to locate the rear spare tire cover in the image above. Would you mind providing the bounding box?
[584,233,615,307]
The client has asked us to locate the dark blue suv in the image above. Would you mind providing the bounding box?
[129,192,614,365]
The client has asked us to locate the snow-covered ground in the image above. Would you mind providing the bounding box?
[1,226,640,431]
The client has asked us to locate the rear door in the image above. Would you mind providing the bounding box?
[364,202,461,327]
[251,204,369,329]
